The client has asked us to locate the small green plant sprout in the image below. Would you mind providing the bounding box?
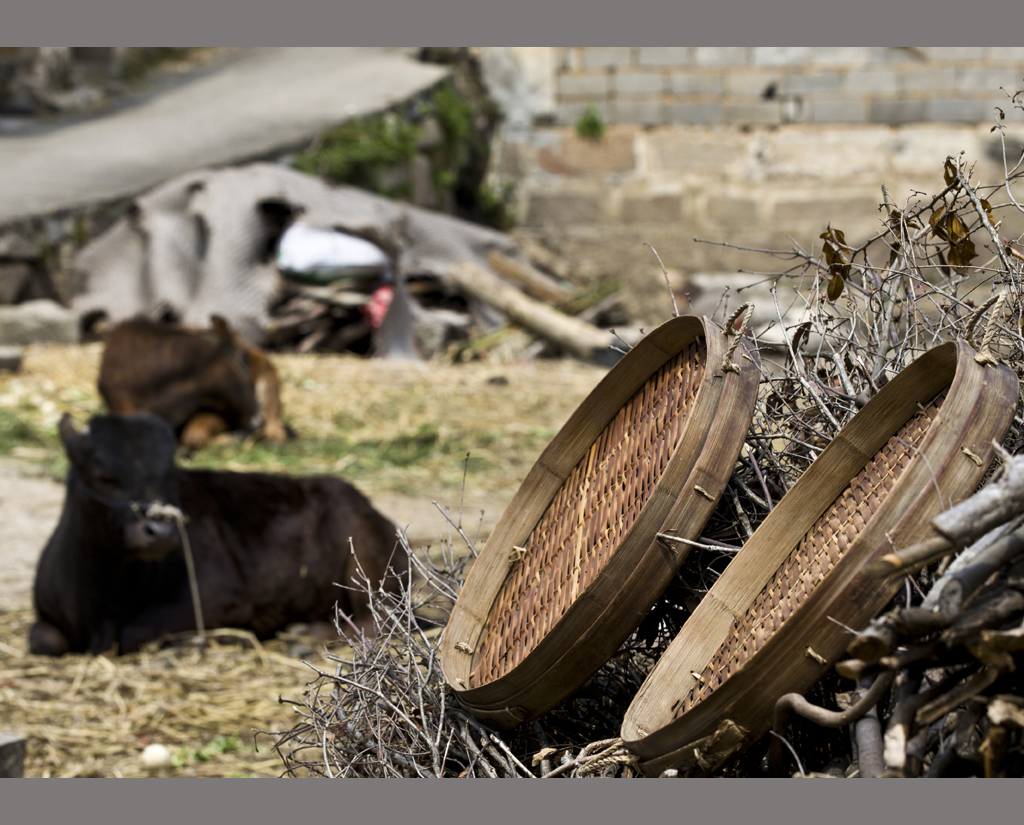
[575,104,606,140]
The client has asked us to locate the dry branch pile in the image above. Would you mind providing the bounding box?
[272,87,1024,778]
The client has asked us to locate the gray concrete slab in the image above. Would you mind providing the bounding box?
[0,48,448,223]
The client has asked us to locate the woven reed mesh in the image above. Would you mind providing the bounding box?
[472,339,708,686]
[673,390,946,719]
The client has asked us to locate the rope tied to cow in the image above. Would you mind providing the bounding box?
[142,502,207,648]
[71,469,207,648]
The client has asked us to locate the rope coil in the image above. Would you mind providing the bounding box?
[573,738,639,777]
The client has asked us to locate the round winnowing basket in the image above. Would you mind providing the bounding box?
[621,340,1017,776]
[442,314,760,729]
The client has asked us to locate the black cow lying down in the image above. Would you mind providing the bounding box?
[30,413,406,656]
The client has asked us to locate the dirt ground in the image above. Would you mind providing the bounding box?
[0,458,65,612]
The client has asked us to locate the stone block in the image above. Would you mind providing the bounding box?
[986,47,1024,61]
[779,72,842,94]
[613,71,664,95]
[536,125,638,177]
[525,193,604,227]
[694,47,748,67]
[650,131,739,169]
[809,99,869,123]
[665,102,723,125]
[926,97,996,123]
[810,47,873,66]
[869,47,919,63]
[582,47,632,69]
[871,99,926,124]
[610,99,662,126]
[0,299,80,345]
[956,68,1020,92]
[774,195,882,227]
[0,733,26,778]
[707,195,759,227]
[724,71,779,97]
[845,69,900,94]
[723,102,781,125]
[622,195,682,225]
[920,47,986,62]
[668,73,722,95]
[557,72,610,98]
[556,101,609,127]
[901,68,957,92]
[752,47,812,67]
[637,47,692,67]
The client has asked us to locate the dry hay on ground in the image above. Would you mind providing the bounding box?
[0,341,605,779]
[0,607,351,778]
[0,342,607,503]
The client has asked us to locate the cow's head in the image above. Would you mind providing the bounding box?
[59,413,182,562]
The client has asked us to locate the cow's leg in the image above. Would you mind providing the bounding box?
[248,347,287,443]
[180,412,231,450]
[28,620,70,657]
[118,599,199,654]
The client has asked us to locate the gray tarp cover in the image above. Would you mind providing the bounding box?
[71,163,529,352]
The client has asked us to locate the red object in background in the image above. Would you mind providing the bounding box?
[361,284,394,329]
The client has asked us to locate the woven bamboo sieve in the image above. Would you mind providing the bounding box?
[442,315,760,729]
[621,340,1018,776]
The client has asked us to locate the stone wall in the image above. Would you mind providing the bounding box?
[480,47,1024,325]
[552,47,1024,127]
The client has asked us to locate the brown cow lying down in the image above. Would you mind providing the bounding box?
[29,413,406,656]
[98,315,288,450]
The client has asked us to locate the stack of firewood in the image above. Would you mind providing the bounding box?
[264,242,627,361]
[769,452,1024,778]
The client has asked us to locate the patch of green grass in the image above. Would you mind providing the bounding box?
[171,734,241,768]
[0,408,53,451]
[0,408,67,480]
[180,422,556,500]
[292,113,422,198]
[118,47,196,84]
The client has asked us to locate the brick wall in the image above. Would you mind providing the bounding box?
[554,47,1024,127]
[482,47,1024,325]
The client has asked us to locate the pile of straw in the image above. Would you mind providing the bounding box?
[0,608,340,778]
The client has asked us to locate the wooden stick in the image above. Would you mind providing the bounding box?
[486,250,570,304]
[767,671,894,776]
[448,261,612,360]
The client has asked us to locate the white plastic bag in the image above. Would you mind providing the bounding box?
[276,222,389,283]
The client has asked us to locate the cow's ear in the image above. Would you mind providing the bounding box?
[58,413,79,448]
[58,414,88,467]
